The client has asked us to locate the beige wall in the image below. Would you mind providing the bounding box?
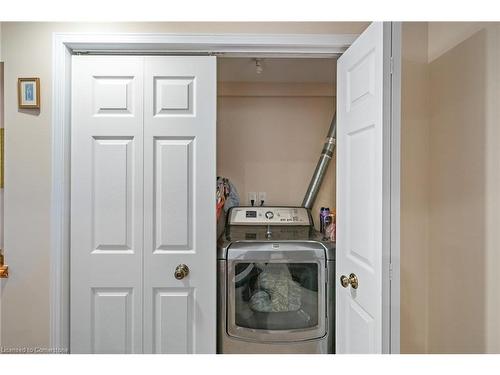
[400,22,500,354]
[7,21,496,354]
[427,23,500,354]
[429,28,487,353]
[0,23,3,347]
[427,22,493,62]
[400,22,430,354]
[0,22,367,350]
[217,83,336,224]
[401,22,500,354]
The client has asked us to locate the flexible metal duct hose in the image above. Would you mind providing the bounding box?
[302,114,337,209]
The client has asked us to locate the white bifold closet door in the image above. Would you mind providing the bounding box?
[70,56,216,354]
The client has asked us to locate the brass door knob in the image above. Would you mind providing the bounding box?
[174,264,189,280]
[0,250,8,279]
[340,273,359,289]
[0,265,8,279]
[349,273,359,289]
[340,274,350,288]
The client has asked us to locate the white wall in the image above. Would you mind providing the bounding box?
[0,22,368,350]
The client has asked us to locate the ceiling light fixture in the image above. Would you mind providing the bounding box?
[254,58,263,74]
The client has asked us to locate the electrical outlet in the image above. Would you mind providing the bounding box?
[248,192,257,206]
[258,192,267,206]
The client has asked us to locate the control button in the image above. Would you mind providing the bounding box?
[265,211,274,219]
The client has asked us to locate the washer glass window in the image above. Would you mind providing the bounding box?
[234,262,319,331]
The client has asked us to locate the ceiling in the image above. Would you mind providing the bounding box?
[217,57,337,84]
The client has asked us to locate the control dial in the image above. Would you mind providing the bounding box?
[265,211,274,219]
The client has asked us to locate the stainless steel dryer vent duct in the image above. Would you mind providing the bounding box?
[302,114,337,209]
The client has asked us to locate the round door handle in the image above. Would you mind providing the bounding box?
[340,274,350,288]
[349,273,359,289]
[340,273,359,289]
[174,264,189,280]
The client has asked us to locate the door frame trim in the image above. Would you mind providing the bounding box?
[389,22,402,354]
[50,28,400,353]
[381,22,402,354]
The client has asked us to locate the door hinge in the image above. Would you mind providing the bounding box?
[389,263,393,280]
[390,56,394,75]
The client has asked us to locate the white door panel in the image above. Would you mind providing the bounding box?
[153,138,194,250]
[71,56,144,353]
[91,288,134,353]
[153,288,194,353]
[143,57,216,354]
[337,22,390,354]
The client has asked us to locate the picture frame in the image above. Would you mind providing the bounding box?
[18,77,40,109]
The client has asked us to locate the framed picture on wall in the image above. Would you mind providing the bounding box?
[18,77,40,109]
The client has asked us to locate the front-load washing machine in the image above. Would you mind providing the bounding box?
[217,206,335,354]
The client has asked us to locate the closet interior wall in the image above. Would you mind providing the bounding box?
[216,57,337,227]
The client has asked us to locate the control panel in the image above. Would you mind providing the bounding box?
[228,206,311,226]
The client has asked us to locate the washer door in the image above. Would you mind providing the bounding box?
[226,242,327,342]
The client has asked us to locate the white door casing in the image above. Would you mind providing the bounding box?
[143,57,216,354]
[51,33,362,350]
[336,22,392,354]
[70,56,216,353]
